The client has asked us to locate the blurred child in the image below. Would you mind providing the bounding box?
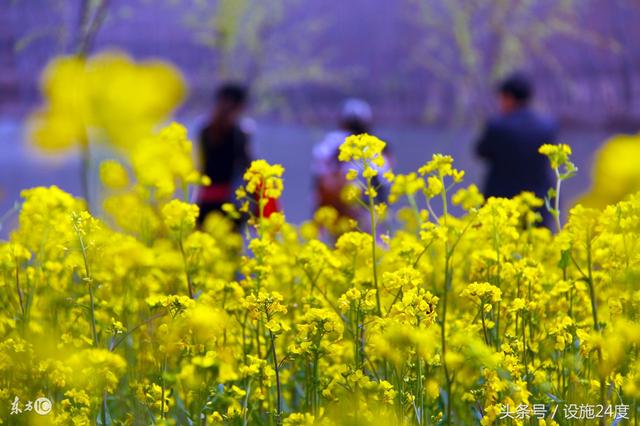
[312,98,391,229]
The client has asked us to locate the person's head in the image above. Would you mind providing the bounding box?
[213,83,248,124]
[339,98,372,134]
[497,73,533,114]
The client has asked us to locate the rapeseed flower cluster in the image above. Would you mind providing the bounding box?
[4,132,640,426]
[7,57,640,425]
[28,51,185,151]
[578,133,640,208]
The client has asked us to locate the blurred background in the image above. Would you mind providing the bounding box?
[1,0,640,232]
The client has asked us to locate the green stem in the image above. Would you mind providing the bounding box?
[366,177,382,316]
[178,238,194,299]
[269,329,282,426]
[480,305,489,345]
[416,317,425,425]
[522,312,529,381]
[242,381,252,426]
[80,135,92,213]
[438,175,453,425]
[441,254,453,425]
[584,232,605,426]
[553,168,563,232]
[74,219,98,347]
[73,218,104,424]
[586,237,599,331]
[312,351,319,416]
[408,193,422,229]
[15,262,25,318]
[161,354,167,419]
[102,392,108,425]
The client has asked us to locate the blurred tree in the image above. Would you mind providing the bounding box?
[75,0,111,55]
[11,0,111,55]
[4,0,639,125]
[409,0,619,125]
[10,0,114,210]
[607,0,637,118]
[171,0,341,117]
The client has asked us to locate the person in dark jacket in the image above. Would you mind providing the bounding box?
[197,84,251,225]
[475,73,558,227]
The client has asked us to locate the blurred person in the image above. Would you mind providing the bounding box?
[312,98,392,228]
[196,84,254,225]
[312,98,372,215]
[475,72,557,227]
